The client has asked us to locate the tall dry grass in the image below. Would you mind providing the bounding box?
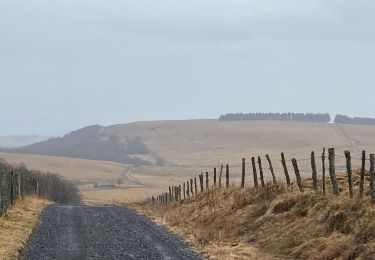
[135,174,375,259]
[0,196,51,259]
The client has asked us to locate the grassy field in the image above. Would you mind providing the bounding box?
[2,120,375,203]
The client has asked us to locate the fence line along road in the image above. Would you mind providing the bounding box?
[145,147,375,206]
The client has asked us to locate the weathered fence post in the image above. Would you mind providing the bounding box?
[10,171,14,205]
[206,172,209,190]
[311,151,318,191]
[266,154,277,185]
[0,171,2,214]
[257,157,265,188]
[169,186,172,201]
[281,153,291,187]
[199,174,204,192]
[194,177,197,195]
[219,165,223,187]
[241,158,246,188]
[186,181,190,198]
[17,173,21,199]
[214,168,217,186]
[190,179,194,196]
[328,148,339,195]
[291,158,304,192]
[251,157,258,188]
[321,148,326,196]
[226,164,229,188]
[360,150,366,198]
[345,150,353,198]
[370,154,375,203]
[178,185,182,201]
[183,182,186,199]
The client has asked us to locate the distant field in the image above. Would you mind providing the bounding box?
[2,120,375,203]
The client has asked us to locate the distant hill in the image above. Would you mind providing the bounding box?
[7,125,166,166]
[7,119,375,169]
[0,135,50,148]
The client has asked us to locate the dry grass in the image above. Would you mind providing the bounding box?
[0,152,126,182]
[0,196,52,259]
[134,173,375,259]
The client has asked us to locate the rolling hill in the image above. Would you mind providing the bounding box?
[7,119,375,168]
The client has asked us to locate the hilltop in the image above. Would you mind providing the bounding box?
[6,119,375,168]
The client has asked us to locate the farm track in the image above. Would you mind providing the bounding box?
[24,205,202,260]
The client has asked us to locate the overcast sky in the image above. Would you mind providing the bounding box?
[1,0,375,136]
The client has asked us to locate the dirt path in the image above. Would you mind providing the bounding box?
[24,205,202,260]
[333,123,362,156]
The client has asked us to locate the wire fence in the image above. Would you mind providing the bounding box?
[144,147,375,205]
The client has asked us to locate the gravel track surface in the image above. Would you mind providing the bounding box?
[24,205,202,260]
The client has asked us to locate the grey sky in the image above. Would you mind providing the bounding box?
[1,0,374,136]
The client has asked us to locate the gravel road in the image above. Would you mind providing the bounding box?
[24,205,202,260]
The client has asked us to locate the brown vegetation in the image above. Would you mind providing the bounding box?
[135,174,375,259]
[0,196,51,259]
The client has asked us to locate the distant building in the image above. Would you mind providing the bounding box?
[94,180,118,188]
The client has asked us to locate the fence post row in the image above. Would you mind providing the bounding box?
[0,170,40,216]
[149,148,375,206]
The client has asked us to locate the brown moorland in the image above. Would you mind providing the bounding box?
[134,172,375,259]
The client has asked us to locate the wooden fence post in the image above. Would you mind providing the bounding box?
[311,151,318,191]
[17,173,21,199]
[281,153,291,187]
[194,177,197,195]
[190,179,194,196]
[226,164,229,188]
[257,157,265,188]
[321,148,326,196]
[241,158,245,188]
[370,154,375,203]
[219,165,223,187]
[199,174,204,192]
[360,150,366,198]
[345,150,353,198]
[214,168,217,186]
[186,181,190,198]
[169,186,172,201]
[266,154,277,185]
[183,182,186,199]
[0,171,2,215]
[328,148,339,195]
[251,157,258,188]
[206,172,209,190]
[291,158,304,192]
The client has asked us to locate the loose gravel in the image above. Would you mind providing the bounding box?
[24,205,202,260]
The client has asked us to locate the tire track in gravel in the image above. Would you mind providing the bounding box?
[24,205,202,260]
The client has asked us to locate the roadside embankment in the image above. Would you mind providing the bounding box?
[0,196,52,259]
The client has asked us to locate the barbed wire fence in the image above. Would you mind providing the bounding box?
[143,147,375,206]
